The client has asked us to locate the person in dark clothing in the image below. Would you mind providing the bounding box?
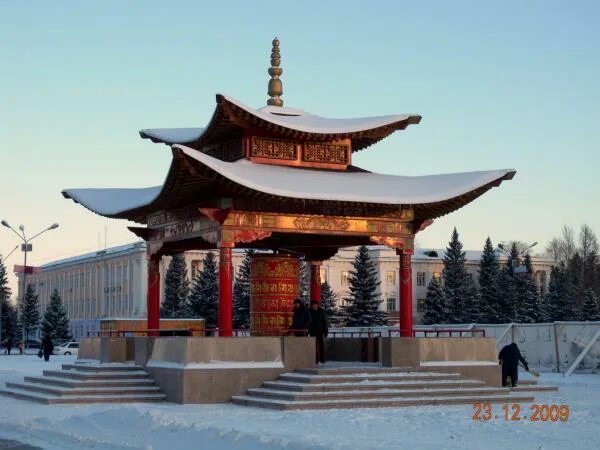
[498,342,529,387]
[290,299,311,336]
[307,300,328,364]
[41,335,54,362]
[6,338,13,355]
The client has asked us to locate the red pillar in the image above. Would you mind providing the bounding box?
[310,261,321,303]
[218,243,234,336]
[399,249,414,337]
[147,257,160,337]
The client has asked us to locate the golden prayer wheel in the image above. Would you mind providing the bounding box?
[250,254,300,335]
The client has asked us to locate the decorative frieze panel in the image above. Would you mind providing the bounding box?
[303,142,349,165]
[204,139,244,161]
[250,137,297,160]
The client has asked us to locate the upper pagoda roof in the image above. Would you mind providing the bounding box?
[62,145,515,223]
[140,94,421,152]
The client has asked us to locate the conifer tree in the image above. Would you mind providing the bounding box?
[515,254,540,323]
[442,228,472,323]
[299,260,310,304]
[478,237,502,323]
[187,252,218,328]
[422,277,446,325]
[1,300,17,344]
[161,253,189,318]
[0,257,12,343]
[21,284,40,341]
[461,275,482,323]
[498,243,520,322]
[581,288,600,321]
[320,281,343,327]
[542,265,578,321]
[233,250,253,329]
[41,289,71,341]
[344,246,387,326]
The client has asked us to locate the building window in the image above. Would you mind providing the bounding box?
[417,298,427,313]
[341,271,350,286]
[320,267,328,284]
[416,272,426,286]
[191,259,202,279]
[386,297,397,312]
[432,272,442,281]
[385,271,395,285]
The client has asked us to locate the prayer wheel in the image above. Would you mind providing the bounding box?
[250,254,300,335]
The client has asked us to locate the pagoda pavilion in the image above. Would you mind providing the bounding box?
[63,39,515,337]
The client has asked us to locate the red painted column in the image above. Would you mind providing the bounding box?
[147,257,160,337]
[218,243,234,336]
[399,249,414,337]
[310,261,321,303]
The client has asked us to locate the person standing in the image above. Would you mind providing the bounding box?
[498,342,529,387]
[307,300,328,364]
[41,335,54,362]
[290,299,310,336]
[6,337,13,355]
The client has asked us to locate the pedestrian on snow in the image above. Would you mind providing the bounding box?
[41,335,54,362]
[6,338,13,355]
[18,341,24,355]
[307,300,328,364]
[498,342,529,387]
[290,298,311,336]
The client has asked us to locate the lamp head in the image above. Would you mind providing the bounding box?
[48,223,59,230]
[18,225,24,232]
[1,220,9,228]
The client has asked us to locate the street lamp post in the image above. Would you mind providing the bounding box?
[1,220,59,349]
[0,245,19,350]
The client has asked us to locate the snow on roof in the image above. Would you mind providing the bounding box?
[40,242,146,270]
[176,145,515,205]
[62,186,161,216]
[139,127,205,144]
[138,94,420,145]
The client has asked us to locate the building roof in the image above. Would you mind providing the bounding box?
[139,94,422,152]
[62,145,515,223]
[39,242,146,270]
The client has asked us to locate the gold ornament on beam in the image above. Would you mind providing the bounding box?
[267,37,283,107]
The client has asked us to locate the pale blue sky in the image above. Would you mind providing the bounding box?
[1,1,599,293]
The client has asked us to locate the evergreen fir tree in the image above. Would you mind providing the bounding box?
[21,283,40,341]
[41,289,71,341]
[0,257,12,343]
[478,237,502,323]
[320,281,343,327]
[187,252,218,328]
[160,253,190,318]
[515,254,540,323]
[1,299,17,344]
[422,277,446,325]
[299,260,310,304]
[498,243,520,322]
[344,246,387,326]
[581,288,600,321]
[442,228,472,323]
[233,250,254,329]
[462,274,482,323]
[542,265,578,321]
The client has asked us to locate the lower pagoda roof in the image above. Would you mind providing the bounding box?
[62,145,515,224]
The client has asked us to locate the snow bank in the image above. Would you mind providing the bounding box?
[0,356,599,450]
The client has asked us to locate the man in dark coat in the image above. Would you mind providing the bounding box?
[41,335,54,362]
[290,299,310,336]
[498,342,529,387]
[307,300,328,364]
[6,337,13,355]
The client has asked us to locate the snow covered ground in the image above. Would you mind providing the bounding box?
[0,355,599,450]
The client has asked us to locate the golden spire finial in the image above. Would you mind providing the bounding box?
[267,37,283,107]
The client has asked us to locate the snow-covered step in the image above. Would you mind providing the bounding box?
[247,386,511,401]
[232,393,537,410]
[0,386,165,404]
[278,371,461,384]
[62,363,144,372]
[43,369,149,380]
[263,378,484,392]
[24,375,156,388]
[6,381,161,397]
[296,367,415,375]
[511,384,559,393]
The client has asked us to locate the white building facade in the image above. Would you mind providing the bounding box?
[18,243,555,338]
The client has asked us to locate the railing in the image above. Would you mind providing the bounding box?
[328,330,382,338]
[388,328,486,338]
[88,328,309,337]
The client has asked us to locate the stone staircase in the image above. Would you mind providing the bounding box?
[232,366,557,410]
[0,362,165,404]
